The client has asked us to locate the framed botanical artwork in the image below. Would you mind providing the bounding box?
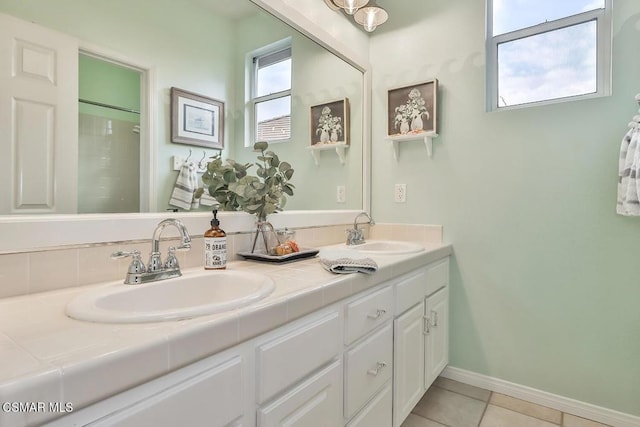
[171,87,224,149]
[387,79,438,137]
[310,98,350,146]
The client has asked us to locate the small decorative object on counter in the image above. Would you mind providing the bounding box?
[274,239,300,256]
[273,227,300,255]
[204,209,227,270]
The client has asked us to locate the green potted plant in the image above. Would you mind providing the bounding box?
[196,141,295,253]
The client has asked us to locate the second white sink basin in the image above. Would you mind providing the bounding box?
[349,240,424,255]
[66,270,275,323]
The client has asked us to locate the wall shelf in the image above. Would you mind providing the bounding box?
[306,143,348,166]
[385,132,438,161]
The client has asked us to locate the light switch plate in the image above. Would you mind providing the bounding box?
[337,185,346,203]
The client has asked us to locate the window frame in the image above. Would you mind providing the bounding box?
[245,38,292,146]
[485,0,612,112]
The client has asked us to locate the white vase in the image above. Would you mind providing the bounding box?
[400,120,410,134]
[411,116,423,131]
[320,129,329,143]
[330,130,338,142]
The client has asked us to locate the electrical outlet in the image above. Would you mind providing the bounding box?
[394,184,407,203]
[336,185,346,203]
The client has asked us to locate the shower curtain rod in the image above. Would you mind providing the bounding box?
[79,98,140,115]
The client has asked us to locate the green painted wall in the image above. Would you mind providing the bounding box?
[370,0,640,416]
[79,54,140,123]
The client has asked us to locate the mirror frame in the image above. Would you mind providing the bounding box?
[0,0,372,253]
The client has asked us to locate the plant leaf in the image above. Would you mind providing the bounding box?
[254,141,268,151]
[284,169,294,180]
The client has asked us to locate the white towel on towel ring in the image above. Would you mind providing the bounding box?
[617,114,640,216]
[169,161,199,211]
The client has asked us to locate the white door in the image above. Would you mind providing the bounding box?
[425,287,449,389]
[393,302,426,427]
[0,12,78,214]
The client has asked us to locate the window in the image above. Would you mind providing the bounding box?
[249,40,292,144]
[486,0,611,111]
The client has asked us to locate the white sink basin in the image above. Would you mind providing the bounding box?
[349,240,424,255]
[66,270,275,323]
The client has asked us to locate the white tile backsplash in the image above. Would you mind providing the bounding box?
[0,222,443,300]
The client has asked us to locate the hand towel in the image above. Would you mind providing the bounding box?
[617,114,640,216]
[199,191,219,207]
[319,249,378,274]
[169,161,199,210]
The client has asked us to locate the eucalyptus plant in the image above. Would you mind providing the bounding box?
[196,141,295,221]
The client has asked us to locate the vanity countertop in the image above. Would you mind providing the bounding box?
[0,241,451,424]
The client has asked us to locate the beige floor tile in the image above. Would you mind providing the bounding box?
[401,413,447,427]
[480,405,560,427]
[434,377,492,402]
[490,393,562,424]
[412,386,487,427]
[563,414,611,427]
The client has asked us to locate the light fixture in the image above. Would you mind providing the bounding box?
[324,0,388,32]
[353,1,388,32]
[333,0,369,15]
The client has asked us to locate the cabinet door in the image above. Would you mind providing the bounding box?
[393,302,425,427]
[257,360,342,427]
[425,286,449,389]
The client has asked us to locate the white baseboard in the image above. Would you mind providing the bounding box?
[441,366,640,427]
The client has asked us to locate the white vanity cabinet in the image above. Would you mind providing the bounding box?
[393,258,450,427]
[41,255,450,427]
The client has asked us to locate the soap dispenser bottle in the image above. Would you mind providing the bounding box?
[204,209,227,270]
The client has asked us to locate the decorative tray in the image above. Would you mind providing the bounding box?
[237,248,319,263]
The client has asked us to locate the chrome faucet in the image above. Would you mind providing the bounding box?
[346,212,375,245]
[111,218,192,285]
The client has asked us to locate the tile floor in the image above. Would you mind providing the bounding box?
[402,377,611,427]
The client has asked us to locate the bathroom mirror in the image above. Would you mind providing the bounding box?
[0,0,367,216]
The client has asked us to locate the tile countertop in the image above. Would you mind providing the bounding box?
[0,242,452,425]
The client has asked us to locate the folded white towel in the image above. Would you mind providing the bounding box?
[320,257,378,274]
[319,249,378,274]
[617,113,640,216]
[169,161,199,210]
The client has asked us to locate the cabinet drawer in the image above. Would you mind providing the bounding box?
[426,257,449,296]
[344,323,393,419]
[346,382,392,427]
[257,360,342,427]
[394,268,427,315]
[345,286,393,345]
[256,311,340,404]
[65,355,243,427]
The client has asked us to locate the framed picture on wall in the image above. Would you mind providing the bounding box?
[310,98,350,146]
[387,79,438,137]
[171,87,224,149]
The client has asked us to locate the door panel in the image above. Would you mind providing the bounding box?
[0,12,78,214]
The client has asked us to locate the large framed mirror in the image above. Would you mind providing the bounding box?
[0,0,371,251]
[0,0,369,214]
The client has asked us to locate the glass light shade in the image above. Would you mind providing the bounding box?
[333,0,369,15]
[353,4,388,32]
